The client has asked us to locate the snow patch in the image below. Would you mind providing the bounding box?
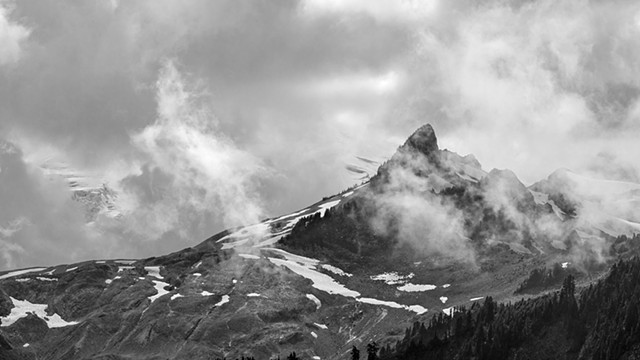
[15,279,29,283]
[442,284,451,288]
[456,172,479,183]
[269,257,360,298]
[306,294,322,309]
[357,298,427,315]
[65,266,78,272]
[562,262,570,269]
[239,253,260,260]
[470,297,484,302]
[321,264,352,277]
[149,280,170,303]
[263,248,320,267]
[36,277,57,282]
[251,234,287,248]
[342,191,354,197]
[221,239,249,249]
[144,266,162,279]
[217,222,271,249]
[443,307,454,316]
[529,190,565,219]
[311,331,318,338]
[371,272,414,285]
[115,260,135,264]
[1,297,78,328]
[0,268,46,280]
[214,295,230,307]
[318,200,341,216]
[407,305,428,315]
[105,279,112,284]
[272,208,310,222]
[397,283,437,292]
[314,322,328,330]
[247,293,261,297]
[201,291,214,296]
[171,293,184,300]
[440,297,448,304]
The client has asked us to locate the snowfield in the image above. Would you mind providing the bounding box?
[266,249,429,314]
[1,297,78,328]
[268,257,360,298]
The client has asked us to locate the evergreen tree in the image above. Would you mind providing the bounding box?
[350,345,360,360]
[366,342,379,360]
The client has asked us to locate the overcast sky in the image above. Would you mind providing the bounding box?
[1,0,640,270]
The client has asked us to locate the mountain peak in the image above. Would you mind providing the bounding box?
[402,124,438,156]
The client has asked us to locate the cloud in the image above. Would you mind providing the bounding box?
[300,0,439,24]
[414,0,640,184]
[118,61,270,240]
[1,0,640,270]
[368,150,477,265]
[0,3,30,66]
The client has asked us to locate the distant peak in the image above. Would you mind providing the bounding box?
[402,124,438,156]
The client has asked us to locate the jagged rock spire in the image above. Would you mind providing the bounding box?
[401,124,439,156]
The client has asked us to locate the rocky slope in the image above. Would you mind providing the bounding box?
[1,124,638,360]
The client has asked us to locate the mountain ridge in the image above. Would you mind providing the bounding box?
[1,124,639,359]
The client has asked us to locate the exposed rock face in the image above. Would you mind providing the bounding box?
[0,288,12,317]
[401,124,439,157]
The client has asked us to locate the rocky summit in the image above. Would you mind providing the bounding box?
[2,125,640,360]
